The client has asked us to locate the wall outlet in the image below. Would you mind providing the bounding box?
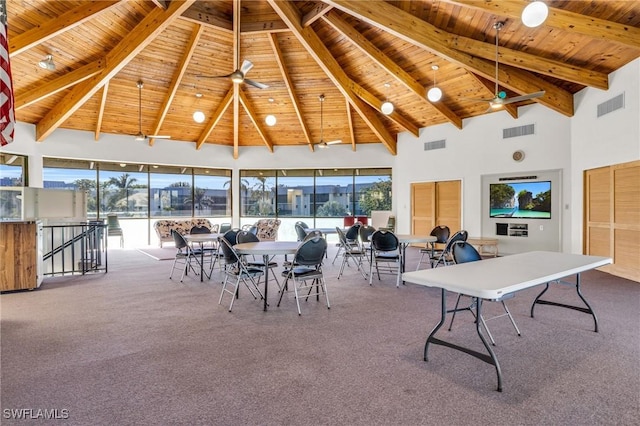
[539,225,544,231]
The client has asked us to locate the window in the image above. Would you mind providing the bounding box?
[193,168,231,217]
[43,158,97,218]
[355,170,392,216]
[314,169,352,217]
[0,153,27,187]
[241,170,277,217]
[100,164,148,218]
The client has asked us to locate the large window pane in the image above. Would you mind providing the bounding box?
[150,168,192,218]
[241,170,276,217]
[314,169,352,217]
[355,170,392,216]
[99,164,148,218]
[193,168,231,217]
[43,158,98,219]
[276,169,313,218]
[0,153,27,186]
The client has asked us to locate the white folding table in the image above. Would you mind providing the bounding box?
[402,251,612,391]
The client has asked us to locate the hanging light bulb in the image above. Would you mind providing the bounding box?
[192,93,205,123]
[522,1,548,28]
[380,83,394,115]
[427,65,442,102]
[265,115,277,126]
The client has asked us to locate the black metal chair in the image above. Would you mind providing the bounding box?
[335,226,368,279]
[106,213,124,248]
[295,223,309,242]
[217,236,265,312]
[332,222,361,265]
[219,223,232,234]
[236,230,281,289]
[416,225,450,270]
[369,230,401,287]
[278,235,329,315]
[431,230,468,268]
[169,229,207,282]
[448,241,521,346]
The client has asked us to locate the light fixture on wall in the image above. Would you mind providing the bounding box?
[192,93,205,123]
[427,65,442,102]
[522,1,548,28]
[38,54,56,71]
[380,83,394,115]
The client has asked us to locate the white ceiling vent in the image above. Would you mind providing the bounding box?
[503,124,535,139]
[597,93,625,118]
[424,139,446,151]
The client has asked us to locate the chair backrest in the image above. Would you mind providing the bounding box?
[219,223,232,234]
[335,227,350,249]
[430,225,450,244]
[358,225,376,245]
[190,225,211,234]
[218,236,240,265]
[295,223,309,241]
[443,230,469,253]
[385,215,396,232]
[236,230,260,244]
[303,230,323,241]
[171,229,188,250]
[294,236,327,267]
[452,241,482,264]
[107,214,121,230]
[295,221,309,229]
[222,228,240,246]
[371,230,399,252]
[345,223,361,241]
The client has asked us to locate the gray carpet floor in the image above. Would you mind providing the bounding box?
[1,246,639,425]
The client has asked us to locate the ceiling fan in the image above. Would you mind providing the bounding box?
[316,94,341,149]
[195,0,268,90]
[467,21,545,110]
[133,80,170,141]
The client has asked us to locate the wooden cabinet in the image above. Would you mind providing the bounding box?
[0,221,43,291]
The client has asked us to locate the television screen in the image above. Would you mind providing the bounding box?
[489,181,551,219]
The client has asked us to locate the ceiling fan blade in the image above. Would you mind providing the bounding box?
[240,59,253,75]
[462,96,499,103]
[244,78,268,89]
[325,139,342,145]
[148,135,171,139]
[500,91,546,105]
[195,74,232,79]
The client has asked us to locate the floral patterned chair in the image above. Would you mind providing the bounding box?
[254,219,281,241]
[153,218,215,247]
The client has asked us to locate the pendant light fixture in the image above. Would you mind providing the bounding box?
[192,93,205,123]
[427,65,442,102]
[522,1,548,28]
[380,82,394,115]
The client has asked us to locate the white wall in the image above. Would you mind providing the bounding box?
[4,59,639,254]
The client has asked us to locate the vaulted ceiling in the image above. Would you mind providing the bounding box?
[7,1,640,158]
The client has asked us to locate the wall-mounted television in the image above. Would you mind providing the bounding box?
[489,181,551,219]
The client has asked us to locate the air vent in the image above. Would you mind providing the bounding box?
[503,124,535,139]
[499,175,537,181]
[597,93,624,117]
[424,139,446,151]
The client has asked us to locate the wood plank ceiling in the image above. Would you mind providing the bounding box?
[7,1,640,158]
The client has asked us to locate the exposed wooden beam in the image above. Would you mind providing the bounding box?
[239,90,274,153]
[149,24,204,146]
[15,59,104,110]
[268,33,314,152]
[180,4,232,33]
[196,88,233,150]
[345,98,355,151]
[447,33,609,90]
[149,0,167,9]
[325,0,574,117]
[446,0,640,49]
[268,0,397,155]
[302,3,333,27]
[94,81,109,141]
[35,0,196,142]
[9,1,121,57]
[323,10,462,129]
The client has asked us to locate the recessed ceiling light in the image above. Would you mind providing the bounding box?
[522,1,549,28]
[265,115,277,126]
